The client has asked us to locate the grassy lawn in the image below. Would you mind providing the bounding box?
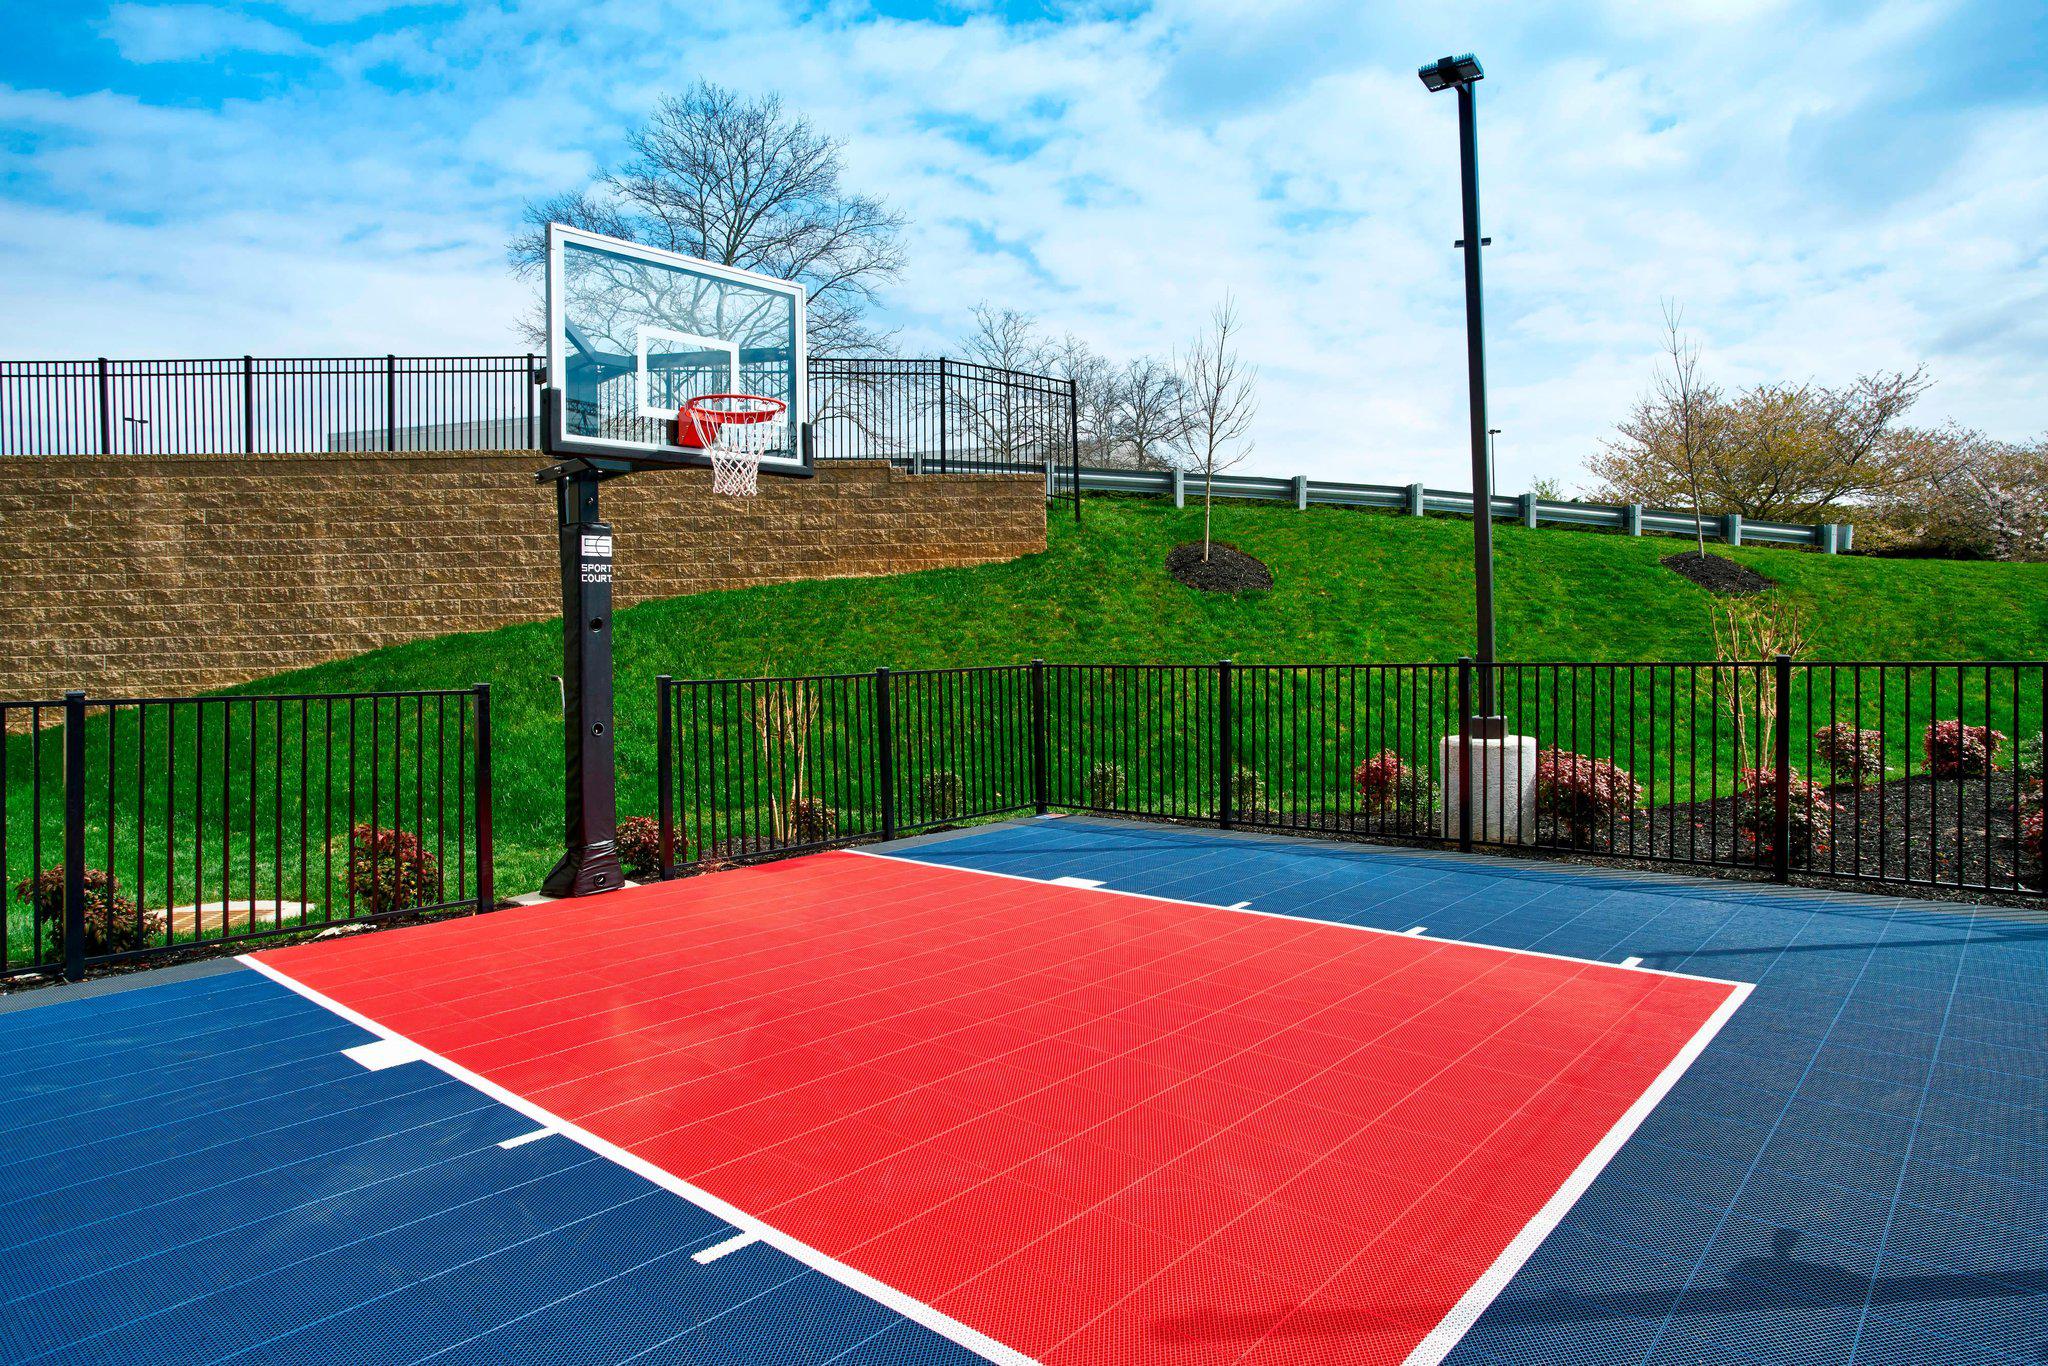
[7,495,2045,956]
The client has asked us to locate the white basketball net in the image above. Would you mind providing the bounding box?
[693,397,787,498]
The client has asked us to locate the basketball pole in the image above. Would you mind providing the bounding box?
[538,393,626,899]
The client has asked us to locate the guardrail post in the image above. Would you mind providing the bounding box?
[1521,492,1538,529]
[1171,468,1185,508]
[62,690,86,982]
[1217,659,1235,829]
[656,676,675,877]
[1840,523,1854,552]
[385,354,398,452]
[1772,654,1792,883]
[1407,482,1426,516]
[96,359,112,455]
[1724,511,1743,547]
[1819,524,1838,555]
[1030,659,1049,815]
[1625,503,1643,537]
[242,355,256,454]
[1456,660,1474,853]
[874,668,896,842]
[472,683,494,911]
[1293,475,1308,510]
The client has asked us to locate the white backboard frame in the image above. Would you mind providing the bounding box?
[543,223,810,475]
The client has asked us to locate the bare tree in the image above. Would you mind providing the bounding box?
[1591,302,1720,555]
[1169,296,1258,561]
[953,304,1057,469]
[510,83,905,356]
[1113,356,1187,470]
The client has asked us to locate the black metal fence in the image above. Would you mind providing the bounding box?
[0,355,1081,503]
[656,659,2048,902]
[2,685,493,981]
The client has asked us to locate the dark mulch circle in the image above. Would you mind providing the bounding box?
[1662,551,1776,595]
[1168,542,1273,593]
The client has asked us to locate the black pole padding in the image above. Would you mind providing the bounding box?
[472,683,494,912]
[875,668,897,842]
[62,691,87,981]
[540,470,624,897]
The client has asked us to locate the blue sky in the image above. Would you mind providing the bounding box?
[2,0,2042,489]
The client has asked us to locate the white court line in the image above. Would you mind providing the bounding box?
[1404,926,1429,936]
[692,1232,760,1265]
[1621,956,1644,969]
[1399,979,1753,1366]
[847,848,1751,990]
[239,956,1038,1366]
[1049,876,1104,889]
[342,1038,422,1071]
[498,1128,555,1149]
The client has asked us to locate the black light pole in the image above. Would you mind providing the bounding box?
[1419,53,1500,724]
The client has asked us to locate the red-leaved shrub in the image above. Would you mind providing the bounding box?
[1734,769,1839,863]
[1812,725,1885,787]
[1534,749,1642,841]
[2022,808,2044,866]
[1921,720,2005,778]
[13,866,162,959]
[615,816,662,879]
[346,825,441,914]
[1351,757,1433,810]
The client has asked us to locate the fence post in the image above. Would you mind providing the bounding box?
[1030,659,1049,815]
[62,690,86,982]
[385,354,398,452]
[1772,654,1792,883]
[1456,660,1474,853]
[96,359,112,456]
[526,353,539,450]
[935,359,948,475]
[242,355,256,454]
[472,683,494,912]
[1217,659,1235,830]
[656,675,675,877]
[874,668,896,842]
[1068,377,1083,523]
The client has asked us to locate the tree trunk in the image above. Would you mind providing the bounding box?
[1203,474,1214,560]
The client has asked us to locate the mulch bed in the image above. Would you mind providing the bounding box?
[1514,771,2043,896]
[1167,542,1273,593]
[1662,551,1776,594]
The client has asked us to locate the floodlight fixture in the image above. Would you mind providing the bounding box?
[1418,54,1484,92]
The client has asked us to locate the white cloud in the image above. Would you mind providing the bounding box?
[101,3,308,62]
[7,0,2044,493]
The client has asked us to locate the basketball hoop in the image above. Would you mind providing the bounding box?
[679,394,788,497]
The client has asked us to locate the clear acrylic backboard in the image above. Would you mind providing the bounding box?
[543,223,808,474]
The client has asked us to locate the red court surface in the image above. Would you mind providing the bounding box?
[254,850,1748,1366]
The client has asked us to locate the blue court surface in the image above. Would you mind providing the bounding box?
[3,815,2044,1366]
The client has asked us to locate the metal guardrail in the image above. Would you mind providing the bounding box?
[1075,466,1854,552]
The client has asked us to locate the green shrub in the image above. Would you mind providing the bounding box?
[1812,725,1885,786]
[13,866,161,959]
[615,816,663,880]
[346,825,442,914]
[919,771,964,822]
[1086,762,1126,809]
